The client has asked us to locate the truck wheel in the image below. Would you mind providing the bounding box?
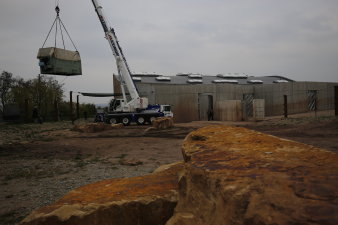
[136,116,145,125]
[122,117,130,126]
[109,118,117,124]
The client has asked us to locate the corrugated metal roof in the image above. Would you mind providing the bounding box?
[212,79,239,84]
[131,74,294,85]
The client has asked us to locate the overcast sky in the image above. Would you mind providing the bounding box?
[1,0,338,104]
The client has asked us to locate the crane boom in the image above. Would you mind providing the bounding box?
[91,0,140,105]
[90,0,173,125]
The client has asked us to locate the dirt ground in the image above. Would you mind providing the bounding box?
[0,115,337,225]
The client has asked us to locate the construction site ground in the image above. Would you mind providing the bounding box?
[1,113,337,225]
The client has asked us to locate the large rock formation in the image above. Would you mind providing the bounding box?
[144,117,174,133]
[166,126,338,225]
[152,117,174,130]
[21,162,183,225]
[21,126,338,225]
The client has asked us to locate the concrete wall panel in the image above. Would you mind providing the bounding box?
[216,100,242,121]
[253,99,265,120]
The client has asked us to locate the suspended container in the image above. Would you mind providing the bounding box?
[37,5,82,76]
[37,47,82,76]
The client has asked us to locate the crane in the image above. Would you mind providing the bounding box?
[91,0,172,125]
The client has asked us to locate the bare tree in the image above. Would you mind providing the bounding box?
[0,71,14,114]
[10,75,64,121]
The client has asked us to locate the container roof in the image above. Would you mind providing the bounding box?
[79,92,123,97]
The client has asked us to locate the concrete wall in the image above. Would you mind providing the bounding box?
[136,82,338,122]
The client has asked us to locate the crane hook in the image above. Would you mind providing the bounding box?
[55,5,60,16]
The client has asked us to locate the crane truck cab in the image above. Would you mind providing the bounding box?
[161,105,173,117]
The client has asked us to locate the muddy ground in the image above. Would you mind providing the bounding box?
[0,115,337,225]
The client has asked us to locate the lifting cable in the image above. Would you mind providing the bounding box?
[41,3,78,51]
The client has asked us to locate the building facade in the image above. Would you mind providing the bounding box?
[114,74,337,122]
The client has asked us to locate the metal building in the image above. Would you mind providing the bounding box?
[114,73,337,122]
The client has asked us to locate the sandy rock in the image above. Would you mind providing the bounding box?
[153,162,184,173]
[111,123,124,129]
[166,125,338,225]
[71,123,123,133]
[144,126,157,133]
[21,163,184,225]
[152,117,174,130]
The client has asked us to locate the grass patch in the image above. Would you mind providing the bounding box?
[3,163,72,181]
[0,121,73,145]
[74,154,82,160]
[39,137,55,142]
[3,168,31,181]
[115,153,128,159]
[73,154,87,168]
[115,154,128,165]
[0,210,25,225]
[89,156,101,163]
[75,160,87,168]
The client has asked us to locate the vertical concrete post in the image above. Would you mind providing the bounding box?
[335,86,338,116]
[284,95,288,118]
[253,99,265,121]
[76,95,80,119]
[54,98,59,121]
[70,91,73,123]
[24,98,29,122]
[37,74,41,111]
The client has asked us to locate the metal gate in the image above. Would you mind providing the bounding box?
[307,90,317,111]
[243,93,254,119]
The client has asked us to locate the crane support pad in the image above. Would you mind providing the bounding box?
[37,47,82,76]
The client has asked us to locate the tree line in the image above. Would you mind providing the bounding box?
[0,70,96,122]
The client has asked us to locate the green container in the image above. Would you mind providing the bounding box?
[37,47,82,76]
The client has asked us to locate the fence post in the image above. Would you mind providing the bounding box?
[76,95,80,119]
[70,91,73,123]
[24,98,29,122]
[335,86,338,116]
[283,95,288,118]
[54,98,59,121]
[37,74,41,111]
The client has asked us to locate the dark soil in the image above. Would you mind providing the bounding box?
[0,116,337,225]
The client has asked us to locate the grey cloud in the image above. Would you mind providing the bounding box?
[0,0,337,104]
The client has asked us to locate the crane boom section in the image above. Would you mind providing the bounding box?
[91,0,139,102]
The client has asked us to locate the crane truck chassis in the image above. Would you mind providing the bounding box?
[91,0,173,125]
[99,104,173,126]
